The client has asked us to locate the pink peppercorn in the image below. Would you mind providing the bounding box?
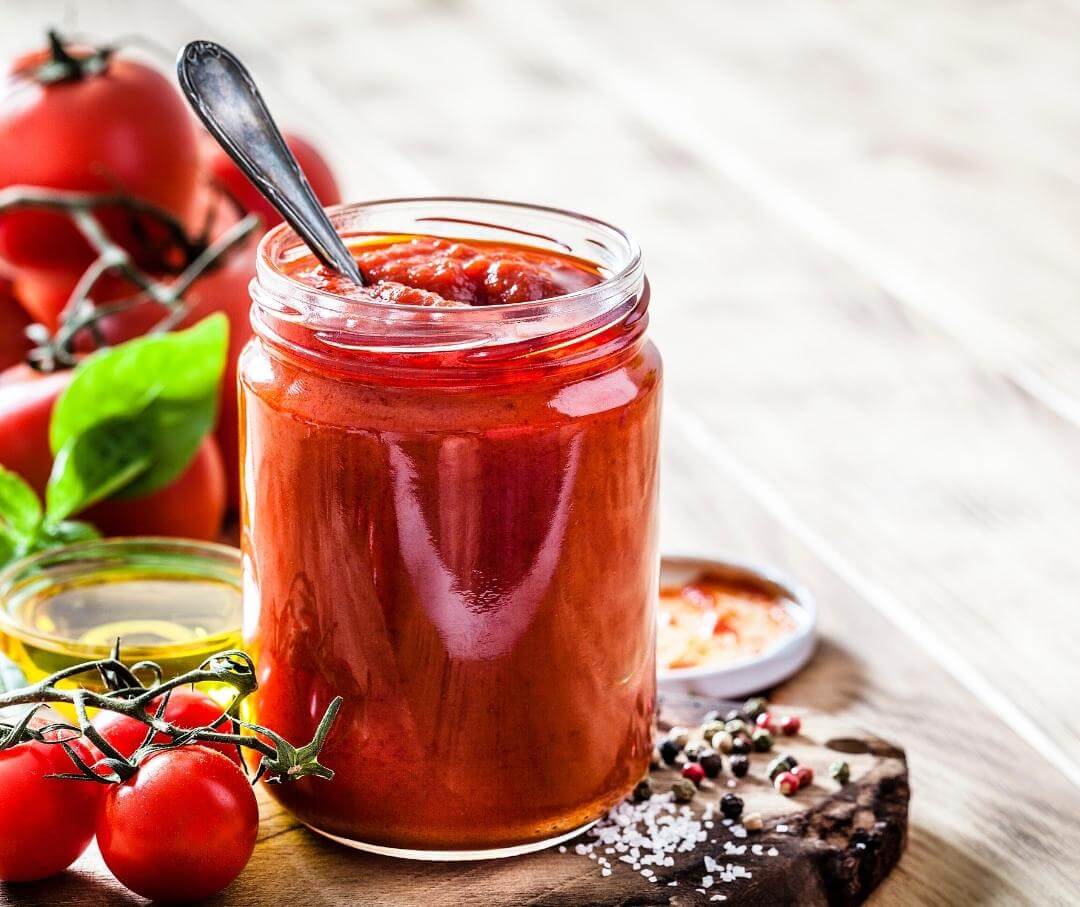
[681,763,706,786]
[793,766,814,789]
[774,771,800,796]
[780,715,802,736]
[755,712,774,732]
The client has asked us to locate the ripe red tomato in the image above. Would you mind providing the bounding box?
[0,724,101,882]
[96,745,258,902]
[0,365,226,540]
[205,132,340,227]
[0,278,31,370]
[86,437,226,541]
[0,42,201,294]
[93,688,242,764]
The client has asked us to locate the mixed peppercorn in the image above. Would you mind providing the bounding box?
[638,698,854,828]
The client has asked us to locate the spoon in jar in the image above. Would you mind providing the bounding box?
[176,40,365,286]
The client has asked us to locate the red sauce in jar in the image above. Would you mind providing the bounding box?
[241,209,660,855]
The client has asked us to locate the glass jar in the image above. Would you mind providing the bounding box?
[240,198,661,859]
[0,538,242,690]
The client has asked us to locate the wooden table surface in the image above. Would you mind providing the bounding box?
[3,1,1080,904]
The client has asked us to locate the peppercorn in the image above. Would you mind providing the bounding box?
[633,777,654,802]
[710,731,734,754]
[699,750,723,779]
[755,711,774,733]
[742,812,764,832]
[724,718,748,736]
[731,735,752,756]
[701,720,725,742]
[668,726,691,748]
[723,708,745,724]
[681,762,706,786]
[774,770,799,796]
[752,729,774,752]
[671,778,696,803]
[743,697,769,720]
[719,793,744,820]
[793,765,814,789]
[659,738,682,766]
[767,754,798,781]
[829,760,851,785]
[703,709,725,724]
[683,742,705,763]
[780,715,801,736]
[729,754,750,778]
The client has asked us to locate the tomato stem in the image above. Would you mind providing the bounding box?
[0,185,260,371]
[0,648,340,785]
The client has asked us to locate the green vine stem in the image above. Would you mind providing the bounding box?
[0,649,341,785]
[0,186,260,370]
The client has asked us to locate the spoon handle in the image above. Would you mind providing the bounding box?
[177,41,365,286]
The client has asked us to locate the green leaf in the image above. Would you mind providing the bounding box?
[45,422,153,523]
[0,466,43,538]
[46,315,228,510]
[40,519,100,546]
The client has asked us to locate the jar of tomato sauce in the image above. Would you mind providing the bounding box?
[240,198,661,858]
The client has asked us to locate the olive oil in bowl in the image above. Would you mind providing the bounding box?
[0,539,243,691]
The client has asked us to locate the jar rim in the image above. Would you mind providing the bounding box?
[255,196,643,323]
[0,537,242,653]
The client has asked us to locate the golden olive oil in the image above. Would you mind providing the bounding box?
[0,572,243,691]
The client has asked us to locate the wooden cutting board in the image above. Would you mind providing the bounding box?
[3,700,907,906]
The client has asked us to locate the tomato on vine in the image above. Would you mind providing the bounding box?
[96,745,259,902]
[94,687,242,764]
[0,32,202,323]
[0,714,101,882]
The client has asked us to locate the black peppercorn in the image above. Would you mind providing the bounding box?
[699,750,723,778]
[751,728,773,752]
[731,735,752,756]
[729,754,750,777]
[659,738,682,766]
[720,793,744,821]
[632,777,654,802]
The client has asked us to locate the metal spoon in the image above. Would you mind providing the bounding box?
[176,40,365,286]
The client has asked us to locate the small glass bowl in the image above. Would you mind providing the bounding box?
[0,537,242,690]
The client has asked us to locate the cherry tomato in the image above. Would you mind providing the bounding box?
[0,366,226,540]
[0,40,201,309]
[205,132,340,227]
[94,688,242,764]
[0,278,31,371]
[97,745,258,902]
[0,719,101,882]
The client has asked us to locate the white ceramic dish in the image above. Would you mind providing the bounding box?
[657,555,817,699]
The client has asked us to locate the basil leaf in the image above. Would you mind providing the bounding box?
[46,315,228,508]
[40,519,100,546]
[46,422,154,523]
[0,466,43,539]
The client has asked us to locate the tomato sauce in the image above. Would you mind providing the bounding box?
[240,203,661,855]
[658,574,798,671]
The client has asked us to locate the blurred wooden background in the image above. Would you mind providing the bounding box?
[3,1,1080,903]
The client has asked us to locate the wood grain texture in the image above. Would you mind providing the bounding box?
[5,711,908,906]
[1,0,1080,903]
